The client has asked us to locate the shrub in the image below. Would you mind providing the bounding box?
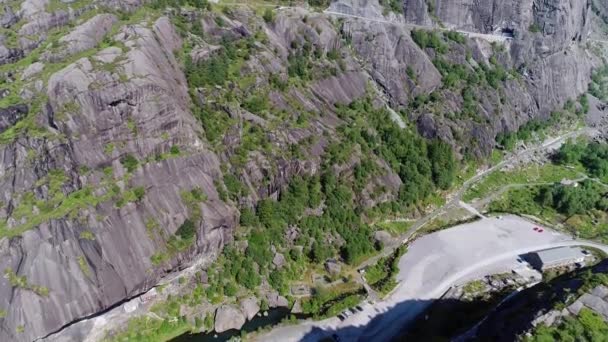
[133,187,145,201]
[263,8,275,23]
[120,154,139,173]
[176,219,196,240]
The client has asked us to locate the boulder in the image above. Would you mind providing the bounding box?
[0,104,28,133]
[1,5,18,28]
[44,14,117,61]
[373,230,393,246]
[214,305,246,333]
[291,299,303,314]
[190,43,222,64]
[199,270,208,284]
[266,291,289,308]
[93,46,123,64]
[273,252,286,268]
[240,297,260,321]
[324,259,341,276]
[284,225,300,243]
[21,61,44,80]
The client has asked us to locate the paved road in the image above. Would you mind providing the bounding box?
[257,215,608,342]
[323,10,510,43]
[458,200,486,218]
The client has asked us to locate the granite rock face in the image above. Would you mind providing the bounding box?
[43,14,118,61]
[0,16,236,342]
[398,0,599,155]
[0,0,604,341]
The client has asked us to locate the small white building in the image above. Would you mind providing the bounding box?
[531,247,586,271]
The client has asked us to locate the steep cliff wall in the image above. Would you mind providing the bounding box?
[0,0,605,340]
[0,10,237,342]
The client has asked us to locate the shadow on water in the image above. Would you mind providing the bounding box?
[300,259,608,342]
[171,308,309,342]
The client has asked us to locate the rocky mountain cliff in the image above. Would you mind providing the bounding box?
[0,0,605,341]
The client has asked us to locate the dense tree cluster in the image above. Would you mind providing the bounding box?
[555,141,608,179]
[185,38,251,88]
[496,113,559,150]
[337,99,456,206]
[537,181,608,216]
[589,65,608,101]
[411,29,447,53]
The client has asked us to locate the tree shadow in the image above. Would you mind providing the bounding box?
[301,296,506,342]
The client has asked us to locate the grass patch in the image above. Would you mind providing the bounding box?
[463,163,581,202]
[375,220,412,237]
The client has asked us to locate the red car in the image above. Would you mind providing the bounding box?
[533,227,539,231]
[537,229,544,233]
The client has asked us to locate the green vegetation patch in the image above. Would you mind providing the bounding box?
[301,284,365,319]
[411,29,447,53]
[490,180,608,243]
[375,221,412,237]
[1,186,111,239]
[589,64,608,102]
[365,246,408,296]
[463,163,582,202]
[4,268,49,297]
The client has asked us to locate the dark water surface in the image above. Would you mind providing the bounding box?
[171,308,308,342]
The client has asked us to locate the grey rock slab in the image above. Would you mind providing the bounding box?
[273,252,286,268]
[373,230,393,246]
[53,14,118,59]
[591,285,608,299]
[266,291,289,308]
[0,104,28,133]
[325,259,341,276]
[21,61,44,80]
[291,299,303,314]
[567,300,584,315]
[214,305,246,333]
[240,297,260,321]
[93,46,123,64]
[579,293,608,319]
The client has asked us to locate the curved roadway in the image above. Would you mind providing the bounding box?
[258,215,608,342]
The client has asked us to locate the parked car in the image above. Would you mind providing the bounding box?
[337,314,345,321]
[538,229,544,233]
